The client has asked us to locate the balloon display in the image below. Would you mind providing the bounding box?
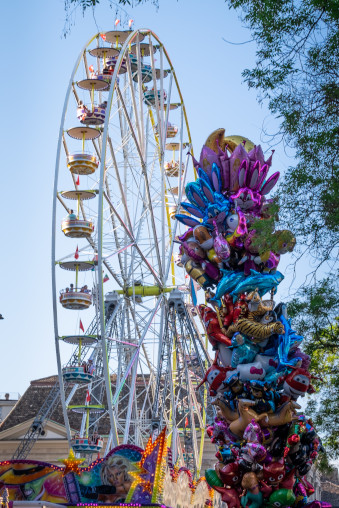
[175,130,328,508]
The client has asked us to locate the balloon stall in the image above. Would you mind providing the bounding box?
[175,129,330,508]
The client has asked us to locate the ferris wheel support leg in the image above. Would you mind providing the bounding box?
[99,320,119,448]
[170,350,178,464]
[112,296,163,406]
[123,350,139,444]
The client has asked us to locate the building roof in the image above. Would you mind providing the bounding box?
[0,374,153,435]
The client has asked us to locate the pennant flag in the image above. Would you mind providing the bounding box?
[103,273,109,283]
[128,19,134,28]
[79,320,84,333]
[185,417,189,427]
[88,65,94,73]
[100,33,106,41]
[115,19,120,26]
[74,245,79,260]
[86,389,91,403]
[75,175,80,186]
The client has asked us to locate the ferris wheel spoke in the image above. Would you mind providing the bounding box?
[164,149,190,282]
[107,136,133,231]
[159,47,165,145]
[125,57,143,149]
[148,36,163,151]
[88,235,124,287]
[104,184,127,282]
[71,83,80,106]
[134,35,145,156]
[82,50,90,79]
[115,85,164,280]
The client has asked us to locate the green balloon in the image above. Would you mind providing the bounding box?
[205,469,224,488]
[268,488,296,507]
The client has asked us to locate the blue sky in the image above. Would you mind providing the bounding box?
[0,0,311,395]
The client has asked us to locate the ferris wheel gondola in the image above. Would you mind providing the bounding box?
[52,28,212,475]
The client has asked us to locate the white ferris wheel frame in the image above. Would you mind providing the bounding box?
[51,28,209,468]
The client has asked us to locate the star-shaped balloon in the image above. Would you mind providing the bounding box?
[59,448,85,476]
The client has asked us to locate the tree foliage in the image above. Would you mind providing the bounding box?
[65,0,158,15]
[63,0,159,35]
[287,278,339,463]
[226,0,339,270]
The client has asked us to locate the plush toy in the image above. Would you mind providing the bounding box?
[241,472,263,508]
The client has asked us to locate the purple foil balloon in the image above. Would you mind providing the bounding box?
[213,221,231,260]
[243,419,263,444]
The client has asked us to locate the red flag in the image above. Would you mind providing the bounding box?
[79,320,84,333]
[128,19,134,28]
[103,273,109,283]
[74,245,79,260]
[185,417,189,427]
[86,389,91,403]
[75,175,80,186]
[100,33,106,41]
[89,65,94,73]
[114,19,120,27]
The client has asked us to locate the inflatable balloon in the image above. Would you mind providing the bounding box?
[175,130,328,508]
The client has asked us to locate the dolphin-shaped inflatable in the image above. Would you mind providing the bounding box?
[211,270,246,306]
[230,269,284,300]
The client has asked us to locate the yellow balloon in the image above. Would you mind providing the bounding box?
[204,128,255,154]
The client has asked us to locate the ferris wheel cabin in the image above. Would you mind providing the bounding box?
[77,103,106,126]
[67,153,99,175]
[59,288,92,309]
[143,87,167,106]
[61,217,94,238]
[70,436,104,453]
[62,365,94,383]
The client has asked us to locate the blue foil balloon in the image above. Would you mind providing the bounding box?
[212,270,246,306]
[277,314,304,367]
[230,269,284,301]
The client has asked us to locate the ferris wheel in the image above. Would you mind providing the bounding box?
[51,28,213,476]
